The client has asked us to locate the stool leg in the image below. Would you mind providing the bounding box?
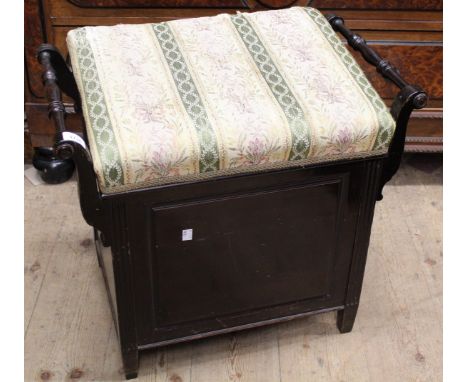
[93,228,104,268]
[122,349,139,380]
[336,304,358,333]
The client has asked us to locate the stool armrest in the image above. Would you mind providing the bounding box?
[37,44,105,230]
[326,14,428,200]
[36,44,85,157]
[37,44,81,111]
[327,14,409,91]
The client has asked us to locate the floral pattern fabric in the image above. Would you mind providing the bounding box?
[67,7,395,194]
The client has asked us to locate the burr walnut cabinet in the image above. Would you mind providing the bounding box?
[25,0,442,153]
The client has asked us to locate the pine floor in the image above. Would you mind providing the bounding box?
[24,154,442,382]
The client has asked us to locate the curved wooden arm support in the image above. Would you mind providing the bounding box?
[58,139,107,230]
[37,44,106,231]
[378,85,427,200]
[326,14,428,200]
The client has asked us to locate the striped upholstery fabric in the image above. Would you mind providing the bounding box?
[67,7,395,194]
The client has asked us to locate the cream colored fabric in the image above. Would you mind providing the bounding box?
[67,7,395,194]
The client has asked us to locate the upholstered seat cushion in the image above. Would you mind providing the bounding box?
[67,7,395,194]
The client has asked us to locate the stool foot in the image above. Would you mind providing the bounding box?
[93,228,104,268]
[125,371,138,380]
[96,250,103,268]
[122,349,139,380]
[337,305,358,333]
[32,146,75,184]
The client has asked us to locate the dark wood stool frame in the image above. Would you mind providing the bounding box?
[37,14,427,380]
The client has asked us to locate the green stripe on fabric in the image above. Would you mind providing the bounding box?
[151,23,220,173]
[302,8,395,151]
[230,14,311,161]
[73,28,124,187]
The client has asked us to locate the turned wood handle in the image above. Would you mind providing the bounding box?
[37,44,84,160]
[326,13,428,108]
[37,44,102,225]
[325,14,429,199]
[37,44,81,107]
[37,44,67,134]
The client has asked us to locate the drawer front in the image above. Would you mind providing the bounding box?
[313,0,443,10]
[62,0,311,8]
[66,0,249,8]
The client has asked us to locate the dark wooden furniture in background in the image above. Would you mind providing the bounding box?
[25,0,442,153]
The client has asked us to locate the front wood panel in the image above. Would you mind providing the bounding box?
[125,163,362,344]
[151,180,342,327]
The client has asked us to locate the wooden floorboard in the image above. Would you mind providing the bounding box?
[24,154,442,382]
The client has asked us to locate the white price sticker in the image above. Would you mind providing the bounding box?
[62,132,87,149]
[182,229,193,241]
